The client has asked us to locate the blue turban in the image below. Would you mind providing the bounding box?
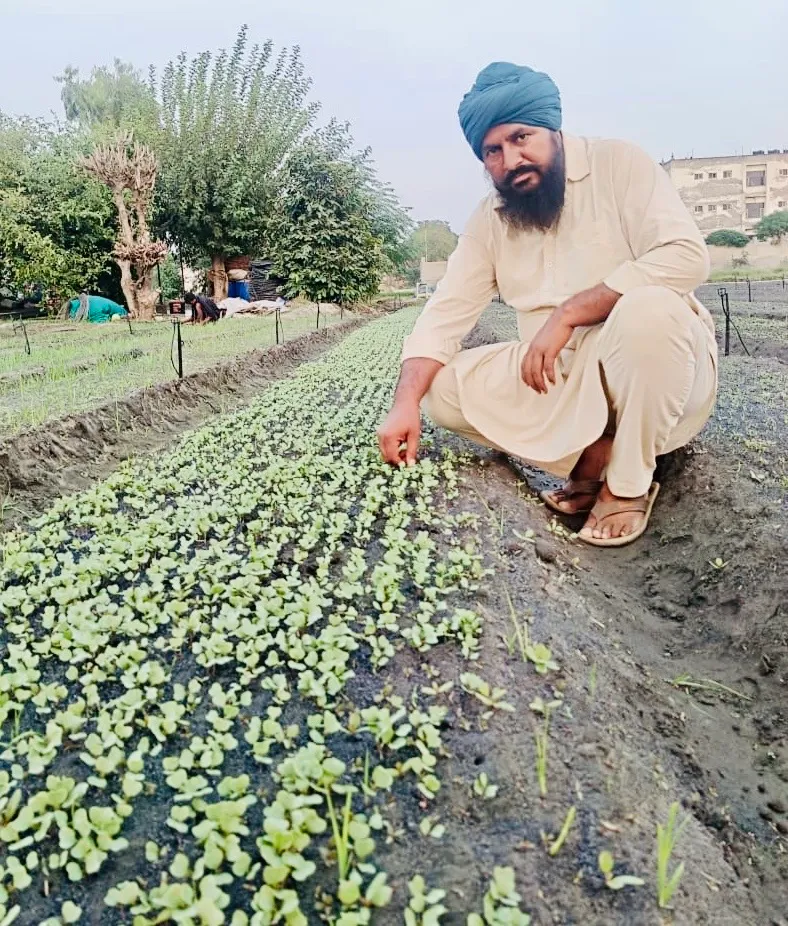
[458,62,562,160]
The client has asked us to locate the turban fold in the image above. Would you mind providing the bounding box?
[458,62,562,160]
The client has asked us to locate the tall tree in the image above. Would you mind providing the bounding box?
[57,60,158,135]
[268,145,384,305]
[152,27,319,300]
[81,135,166,319]
[0,114,115,299]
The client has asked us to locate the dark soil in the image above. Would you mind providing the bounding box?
[385,302,786,924]
[0,317,367,530]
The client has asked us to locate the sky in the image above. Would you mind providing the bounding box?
[1,0,787,232]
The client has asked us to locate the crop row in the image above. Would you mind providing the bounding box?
[0,311,530,925]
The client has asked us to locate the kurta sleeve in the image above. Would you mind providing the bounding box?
[603,143,710,297]
[401,203,498,365]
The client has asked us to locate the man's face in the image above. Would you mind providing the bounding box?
[481,124,565,231]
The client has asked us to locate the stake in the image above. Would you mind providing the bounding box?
[717,287,730,356]
[316,303,320,331]
[15,317,31,356]
[275,307,283,345]
[127,314,133,336]
[747,277,752,302]
[175,320,183,378]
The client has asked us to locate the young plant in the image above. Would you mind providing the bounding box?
[472,772,498,800]
[467,866,530,926]
[547,805,576,857]
[406,875,448,926]
[598,851,644,891]
[656,802,690,909]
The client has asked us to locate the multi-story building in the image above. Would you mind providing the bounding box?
[661,149,788,236]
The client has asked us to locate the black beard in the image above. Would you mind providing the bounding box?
[494,142,566,232]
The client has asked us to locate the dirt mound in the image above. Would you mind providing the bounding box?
[0,318,367,530]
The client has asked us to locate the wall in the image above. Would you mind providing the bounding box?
[706,239,788,271]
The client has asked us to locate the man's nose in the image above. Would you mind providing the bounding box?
[502,143,526,173]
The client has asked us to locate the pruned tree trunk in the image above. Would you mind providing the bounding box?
[209,254,228,302]
[81,135,166,320]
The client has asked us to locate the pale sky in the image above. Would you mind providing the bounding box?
[1,0,786,231]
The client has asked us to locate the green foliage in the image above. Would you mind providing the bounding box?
[0,114,115,299]
[402,220,458,284]
[57,59,157,136]
[151,27,318,263]
[754,210,788,243]
[705,229,749,248]
[268,146,385,304]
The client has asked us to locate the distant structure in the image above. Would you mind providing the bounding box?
[416,260,448,296]
[662,149,788,236]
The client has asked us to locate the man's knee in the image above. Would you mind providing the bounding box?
[602,286,693,356]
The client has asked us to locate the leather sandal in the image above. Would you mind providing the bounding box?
[541,478,604,515]
[578,482,661,548]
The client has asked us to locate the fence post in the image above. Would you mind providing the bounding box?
[747,277,752,302]
[717,287,730,356]
[176,320,183,378]
[316,303,320,331]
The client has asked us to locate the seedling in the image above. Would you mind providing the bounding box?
[460,673,515,712]
[406,875,448,926]
[598,851,644,891]
[708,557,728,570]
[530,697,561,797]
[472,772,498,800]
[547,805,576,857]
[657,802,690,909]
[467,866,531,926]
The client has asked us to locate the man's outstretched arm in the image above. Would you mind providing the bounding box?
[377,357,444,466]
[377,204,498,466]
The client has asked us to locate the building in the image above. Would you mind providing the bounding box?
[416,259,448,296]
[662,149,788,236]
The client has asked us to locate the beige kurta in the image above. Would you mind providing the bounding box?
[402,134,718,478]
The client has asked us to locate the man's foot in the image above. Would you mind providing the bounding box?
[541,434,612,514]
[578,482,660,546]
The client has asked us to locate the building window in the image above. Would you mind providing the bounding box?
[747,170,766,187]
[779,201,787,209]
[693,173,703,180]
[708,204,717,212]
[780,169,788,177]
[694,205,704,213]
[707,172,717,179]
[722,203,732,211]
[746,201,765,220]
[723,170,733,178]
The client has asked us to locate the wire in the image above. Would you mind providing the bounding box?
[170,322,179,375]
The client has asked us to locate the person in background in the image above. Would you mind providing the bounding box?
[11,283,44,314]
[184,292,221,324]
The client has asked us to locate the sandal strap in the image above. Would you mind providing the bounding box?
[553,479,603,500]
[589,495,649,523]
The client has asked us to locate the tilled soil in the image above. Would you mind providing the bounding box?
[392,301,786,924]
[1,303,785,925]
[0,317,367,530]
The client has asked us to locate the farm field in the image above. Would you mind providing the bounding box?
[0,309,346,437]
[0,305,786,926]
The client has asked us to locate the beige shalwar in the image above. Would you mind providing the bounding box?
[402,134,718,497]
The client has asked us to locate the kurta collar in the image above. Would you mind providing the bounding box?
[562,133,590,182]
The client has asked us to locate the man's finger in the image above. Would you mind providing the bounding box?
[544,351,558,386]
[522,348,535,389]
[531,349,547,394]
[405,426,420,466]
[379,431,404,465]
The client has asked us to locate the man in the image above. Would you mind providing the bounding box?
[184,292,221,324]
[378,62,716,548]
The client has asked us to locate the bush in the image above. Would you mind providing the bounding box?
[705,230,749,247]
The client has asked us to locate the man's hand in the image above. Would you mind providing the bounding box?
[521,311,574,394]
[377,401,422,466]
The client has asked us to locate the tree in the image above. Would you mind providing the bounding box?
[268,146,384,305]
[401,220,459,284]
[0,114,115,300]
[705,229,749,248]
[151,27,319,300]
[81,135,167,319]
[754,210,788,243]
[57,60,157,135]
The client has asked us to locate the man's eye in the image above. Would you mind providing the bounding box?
[517,133,527,142]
